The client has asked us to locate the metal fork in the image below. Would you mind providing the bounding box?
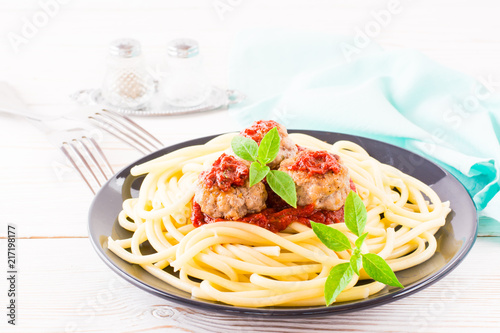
[0,82,163,193]
[2,113,115,194]
[88,109,163,155]
[1,107,160,193]
[25,118,115,195]
[0,105,164,155]
[60,135,114,195]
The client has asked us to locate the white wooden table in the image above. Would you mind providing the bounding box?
[1,1,500,332]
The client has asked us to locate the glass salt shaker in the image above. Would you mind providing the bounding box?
[101,38,155,109]
[161,38,210,107]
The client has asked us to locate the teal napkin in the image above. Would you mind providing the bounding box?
[228,30,500,236]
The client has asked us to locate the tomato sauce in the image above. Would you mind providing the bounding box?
[284,150,341,176]
[349,179,356,192]
[191,200,206,228]
[199,153,249,192]
[239,204,344,233]
[240,120,283,144]
[191,199,344,232]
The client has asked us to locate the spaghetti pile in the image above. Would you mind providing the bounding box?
[108,132,450,307]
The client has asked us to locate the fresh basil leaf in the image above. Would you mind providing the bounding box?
[249,162,270,187]
[344,191,367,237]
[266,170,297,208]
[350,253,362,276]
[362,253,404,288]
[310,221,352,252]
[231,135,258,162]
[257,127,280,165]
[325,263,354,306]
[355,232,369,249]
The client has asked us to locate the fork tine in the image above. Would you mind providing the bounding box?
[60,136,114,195]
[68,139,105,187]
[91,109,163,153]
[102,109,163,149]
[89,116,153,155]
[60,142,99,194]
[79,136,114,180]
[85,136,114,177]
[92,112,160,152]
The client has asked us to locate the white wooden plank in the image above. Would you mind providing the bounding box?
[0,237,498,332]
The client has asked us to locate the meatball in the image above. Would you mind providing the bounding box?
[279,150,351,211]
[194,153,267,220]
[240,120,298,169]
[194,181,267,220]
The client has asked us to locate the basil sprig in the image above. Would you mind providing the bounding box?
[311,191,403,306]
[231,127,297,207]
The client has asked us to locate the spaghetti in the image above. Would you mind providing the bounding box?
[108,132,450,307]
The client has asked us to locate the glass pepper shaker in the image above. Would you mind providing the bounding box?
[101,38,155,109]
[161,38,210,107]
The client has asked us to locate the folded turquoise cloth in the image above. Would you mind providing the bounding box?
[228,30,500,236]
